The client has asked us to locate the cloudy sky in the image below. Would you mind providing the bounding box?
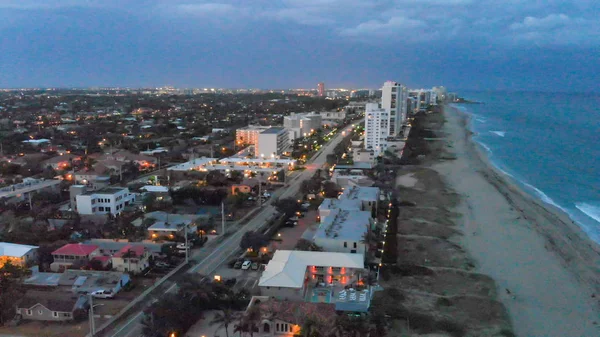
[0,0,598,91]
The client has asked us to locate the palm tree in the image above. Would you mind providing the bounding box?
[300,316,322,337]
[211,308,240,337]
[235,305,261,337]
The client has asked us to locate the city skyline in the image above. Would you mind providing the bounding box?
[0,1,599,91]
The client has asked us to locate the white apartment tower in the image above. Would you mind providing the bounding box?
[364,103,389,156]
[381,81,408,136]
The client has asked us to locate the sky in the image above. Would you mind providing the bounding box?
[0,0,599,91]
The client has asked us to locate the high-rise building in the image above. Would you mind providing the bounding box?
[364,103,389,157]
[317,82,325,97]
[381,81,408,136]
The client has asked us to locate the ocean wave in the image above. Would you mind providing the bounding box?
[491,131,506,137]
[575,203,600,224]
[478,142,493,154]
[523,182,567,212]
[476,118,487,123]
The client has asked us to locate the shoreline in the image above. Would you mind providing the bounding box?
[436,105,600,336]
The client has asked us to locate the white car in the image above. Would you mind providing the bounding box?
[241,260,252,270]
[91,290,114,299]
[176,243,191,250]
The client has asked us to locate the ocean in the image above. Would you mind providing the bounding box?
[451,91,600,245]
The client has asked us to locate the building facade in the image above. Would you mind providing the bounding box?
[256,127,289,158]
[364,102,389,156]
[317,82,325,97]
[236,125,271,147]
[50,243,99,272]
[381,81,409,135]
[0,242,38,268]
[74,187,135,216]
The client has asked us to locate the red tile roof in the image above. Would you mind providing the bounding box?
[91,255,111,263]
[113,245,146,258]
[52,243,99,256]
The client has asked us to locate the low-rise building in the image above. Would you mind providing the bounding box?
[147,220,197,240]
[246,296,337,337]
[50,243,99,272]
[16,291,87,322]
[73,170,111,191]
[111,245,150,274]
[74,187,135,216]
[313,209,372,254]
[0,178,61,204]
[0,242,38,268]
[24,269,131,295]
[258,250,365,302]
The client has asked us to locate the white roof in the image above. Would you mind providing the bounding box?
[0,242,38,258]
[258,250,364,288]
[140,185,169,193]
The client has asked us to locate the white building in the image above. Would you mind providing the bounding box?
[74,187,135,216]
[318,186,380,221]
[284,113,322,141]
[256,127,289,158]
[313,209,372,254]
[381,81,409,135]
[364,102,389,156]
[236,125,271,147]
[258,250,365,301]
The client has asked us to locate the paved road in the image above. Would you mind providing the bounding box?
[103,121,361,337]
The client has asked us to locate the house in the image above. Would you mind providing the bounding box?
[231,179,258,195]
[111,245,150,274]
[72,170,111,190]
[74,186,135,216]
[147,220,196,240]
[50,243,99,272]
[42,153,80,170]
[0,178,61,204]
[24,269,130,295]
[258,250,365,302]
[84,239,164,257]
[312,209,372,254]
[0,242,38,268]
[16,291,87,322]
[246,296,337,337]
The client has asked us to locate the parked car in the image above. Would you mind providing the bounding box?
[91,290,114,299]
[289,216,299,221]
[284,220,298,227]
[251,262,259,270]
[176,242,193,250]
[233,260,243,269]
[155,261,170,269]
[241,260,252,270]
[296,211,305,218]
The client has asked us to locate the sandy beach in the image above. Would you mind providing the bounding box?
[436,106,600,336]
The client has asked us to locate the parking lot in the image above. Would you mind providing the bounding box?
[210,264,262,293]
[269,210,318,251]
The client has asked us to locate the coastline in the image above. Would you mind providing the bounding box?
[436,105,600,336]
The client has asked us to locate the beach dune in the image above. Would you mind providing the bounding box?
[436,106,600,336]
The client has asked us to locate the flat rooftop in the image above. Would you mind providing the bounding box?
[340,186,379,202]
[83,187,128,195]
[261,127,285,134]
[314,209,371,242]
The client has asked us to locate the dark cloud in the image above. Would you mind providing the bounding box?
[0,0,598,90]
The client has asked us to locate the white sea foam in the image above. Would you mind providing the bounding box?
[491,131,506,137]
[576,203,600,224]
[476,118,487,123]
[523,183,566,212]
[478,142,492,154]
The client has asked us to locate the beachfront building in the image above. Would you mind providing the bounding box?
[0,242,38,268]
[364,103,389,157]
[313,209,373,254]
[381,81,409,135]
[258,250,366,302]
[256,127,290,158]
[246,296,337,337]
[74,187,135,216]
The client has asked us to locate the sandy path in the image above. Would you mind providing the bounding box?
[435,107,600,337]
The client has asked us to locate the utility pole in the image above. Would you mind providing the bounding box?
[89,294,95,336]
[184,223,189,264]
[221,201,225,235]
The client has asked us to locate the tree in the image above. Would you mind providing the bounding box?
[207,171,228,186]
[295,238,323,252]
[273,197,300,217]
[235,305,261,337]
[322,181,341,198]
[239,231,269,252]
[0,261,28,325]
[211,308,240,337]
